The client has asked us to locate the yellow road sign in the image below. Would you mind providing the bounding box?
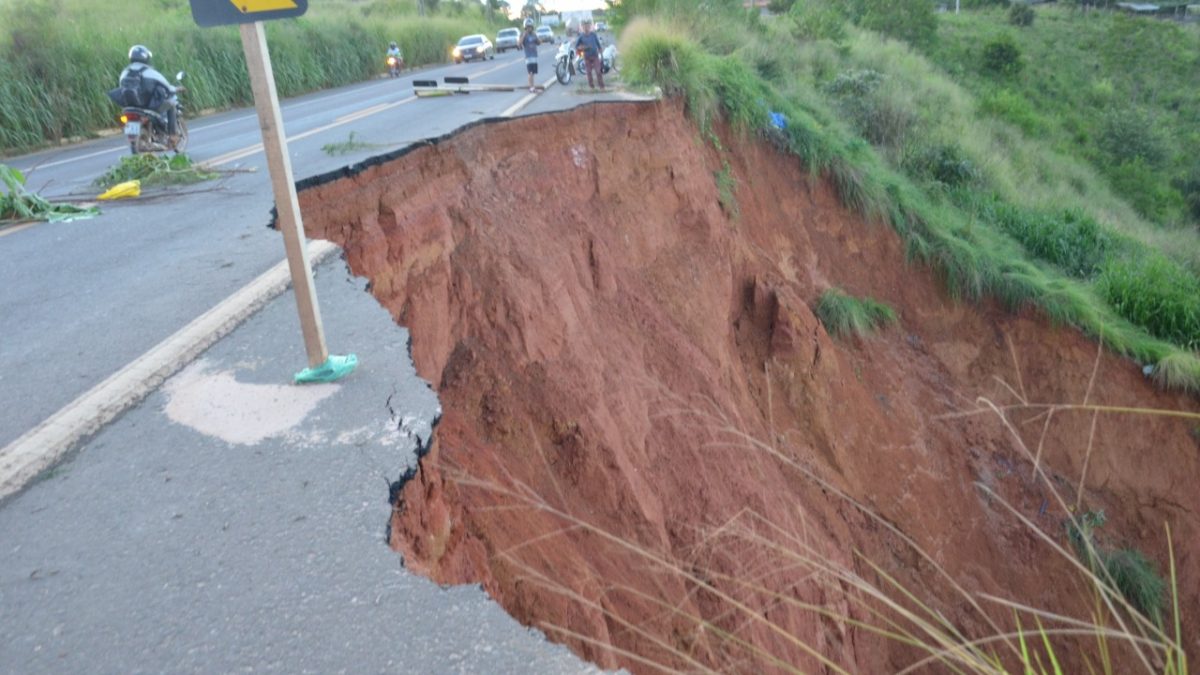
[189,0,306,27]
[229,0,297,13]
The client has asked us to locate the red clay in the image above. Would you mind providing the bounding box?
[299,101,1200,672]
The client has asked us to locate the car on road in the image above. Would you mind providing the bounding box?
[452,34,494,63]
[535,26,554,43]
[596,21,608,32]
[495,27,520,52]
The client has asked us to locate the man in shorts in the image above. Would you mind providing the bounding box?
[521,18,542,92]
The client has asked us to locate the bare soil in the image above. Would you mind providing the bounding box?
[299,100,1200,673]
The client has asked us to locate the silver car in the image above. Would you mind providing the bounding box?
[495,27,520,53]
[453,34,494,63]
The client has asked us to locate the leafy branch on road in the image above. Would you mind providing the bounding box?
[92,153,219,190]
[1,164,99,224]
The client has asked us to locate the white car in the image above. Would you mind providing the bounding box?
[535,26,554,44]
[495,28,520,53]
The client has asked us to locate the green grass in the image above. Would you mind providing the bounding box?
[617,5,1200,392]
[1067,510,1167,626]
[0,0,504,154]
[927,5,1200,230]
[815,288,898,339]
[92,153,218,189]
[321,131,382,156]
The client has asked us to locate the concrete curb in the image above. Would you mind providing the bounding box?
[0,239,339,501]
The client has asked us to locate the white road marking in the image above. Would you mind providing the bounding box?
[501,74,559,118]
[203,96,417,168]
[0,239,339,500]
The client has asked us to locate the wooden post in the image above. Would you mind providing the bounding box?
[239,21,328,368]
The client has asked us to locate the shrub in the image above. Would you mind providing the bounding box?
[1099,254,1200,350]
[1097,107,1167,168]
[1008,3,1034,27]
[855,0,938,49]
[815,288,898,338]
[978,88,1043,135]
[789,0,848,43]
[905,143,980,188]
[1176,163,1200,222]
[823,69,915,152]
[1105,159,1186,225]
[980,35,1023,77]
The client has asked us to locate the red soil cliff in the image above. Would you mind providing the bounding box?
[298,101,1199,672]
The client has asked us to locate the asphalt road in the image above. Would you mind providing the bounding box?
[0,44,579,451]
[0,40,629,674]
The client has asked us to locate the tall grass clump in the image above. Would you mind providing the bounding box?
[815,288,897,339]
[1099,255,1200,351]
[0,0,498,154]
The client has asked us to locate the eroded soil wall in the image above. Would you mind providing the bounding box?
[299,101,1200,672]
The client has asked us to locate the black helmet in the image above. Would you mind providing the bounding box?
[390,41,397,49]
[129,45,152,64]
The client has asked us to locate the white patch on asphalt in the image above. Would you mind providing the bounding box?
[163,359,339,445]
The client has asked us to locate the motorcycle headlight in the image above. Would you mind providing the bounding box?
[452,47,461,56]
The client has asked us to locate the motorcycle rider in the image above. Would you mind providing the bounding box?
[387,41,403,65]
[116,45,179,141]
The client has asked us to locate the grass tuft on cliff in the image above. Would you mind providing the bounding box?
[617,3,1200,392]
[815,288,897,339]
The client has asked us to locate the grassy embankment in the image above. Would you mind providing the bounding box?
[614,0,1200,393]
[0,0,508,154]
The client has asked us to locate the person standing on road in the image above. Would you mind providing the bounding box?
[574,18,604,91]
[521,18,542,92]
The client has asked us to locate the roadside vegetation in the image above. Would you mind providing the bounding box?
[614,0,1200,392]
[0,0,509,153]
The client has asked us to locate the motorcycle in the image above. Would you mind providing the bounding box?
[386,54,403,78]
[119,71,188,155]
[555,42,617,85]
[554,41,576,85]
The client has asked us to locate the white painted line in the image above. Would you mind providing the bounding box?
[0,239,340,501]
[203,96,417,168]
[25,145,126,172]
[501,74,559,118]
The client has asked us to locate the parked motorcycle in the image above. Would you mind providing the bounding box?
[119,71,188,155]
[386,54,403,78]
[554,41,576,85]
[556,41,617,85]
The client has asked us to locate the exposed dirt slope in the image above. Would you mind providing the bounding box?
[299,101,1200,672]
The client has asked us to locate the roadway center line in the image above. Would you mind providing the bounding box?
[0,239,340,501]
[203,96,417,168]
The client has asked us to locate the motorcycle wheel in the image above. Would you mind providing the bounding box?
[171,118,189,154]
[555,58,571,85]
[132,125,153,154]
